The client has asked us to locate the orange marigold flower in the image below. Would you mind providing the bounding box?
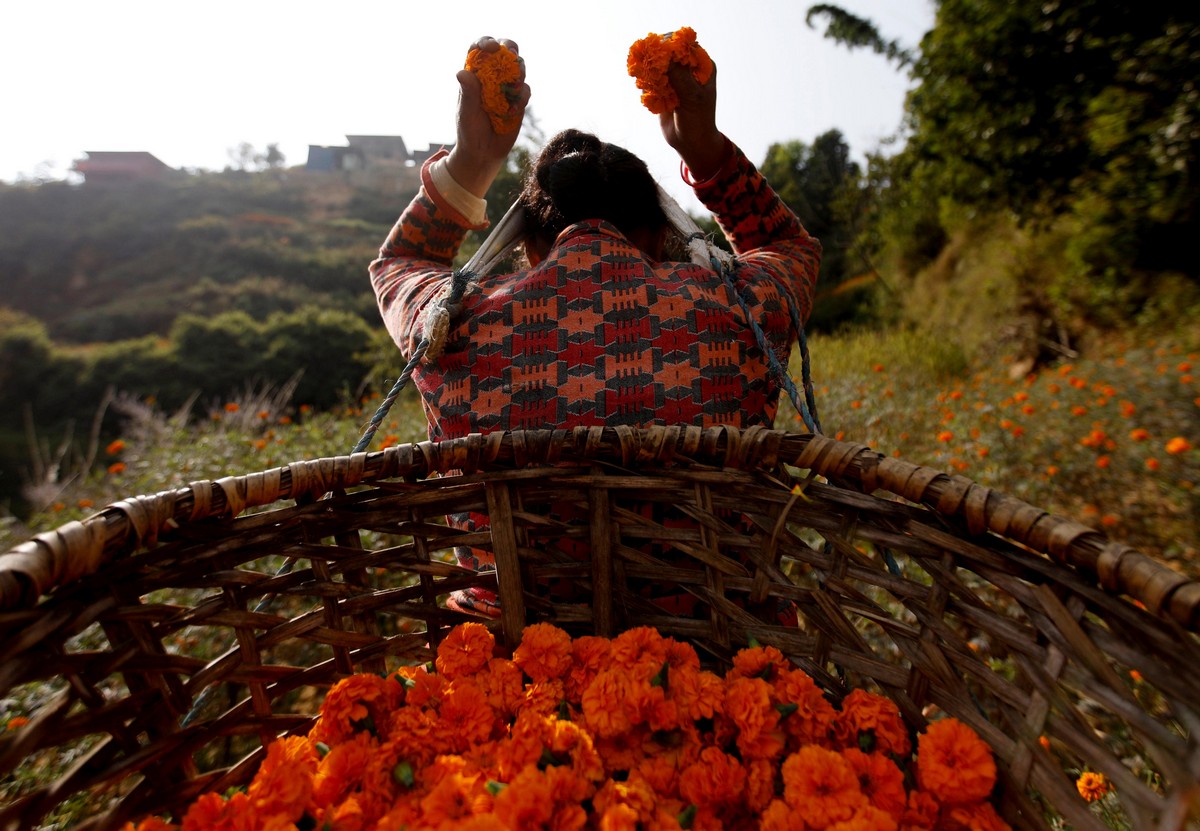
[492,765,571,829]
[436,621,496,680]
[582,668,635,738]
[782,745,867,826]
[833,690,911,757]
[311,673,398,745]
[745,757,777,814]
[828,804,899,831]
[941,801,1012,831]
[107,462,126,475]
[627,27,714,114]
[77,498,95,509]
[610,625,670,670]
[937,430,954,443]
[1038,735,1051,752]
[440,680,496,753]
[124,818,175,831]
[842,748,906,821]
[595,726,652,775]
[478,657,525,718]
[597,803,641,831]
[1129,428,1150,441]
[679,746,747,808]
[1166,436,1192,455]
[760,798,808,831]
[403,663,449,709]
[1119,400,1137,417]
[180,791,231,830]
[524,678,569,720]
[669,664,725,722]
[224,402,239,413]
[724,676,781,751]
[312,732,376,808]
[901,790,941,831]
[420,770,483,825]
[1076,771,1112,802]
[730,644,787,681]
[916,718,997,805]
[464,43,524,133]
[248,735,317,821]
[593,769,659,824]
[514,622,574,683]
[1146,458,1161,471]
[774,667,836,748]
[1096,455,1111,469]
[565,635,613,702]
[105,439,126,455]
[1071,405,1088,416]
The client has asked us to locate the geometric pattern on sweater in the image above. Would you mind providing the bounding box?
[370,143,822,443]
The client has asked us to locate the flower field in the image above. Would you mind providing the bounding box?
[3,330,1196,571]
[782,329,1199,570]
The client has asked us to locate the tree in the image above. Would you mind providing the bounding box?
[264,143,286,170]
[759,131,864,329]
[806,4,914,67]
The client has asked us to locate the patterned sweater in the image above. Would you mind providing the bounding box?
[370,144,821,442]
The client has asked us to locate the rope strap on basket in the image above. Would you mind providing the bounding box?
[352,187,823,454]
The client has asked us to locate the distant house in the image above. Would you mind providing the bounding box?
[73,151,173,183]
[305,136,451,173]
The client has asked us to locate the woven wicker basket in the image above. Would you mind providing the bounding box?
[0,425,1197,831]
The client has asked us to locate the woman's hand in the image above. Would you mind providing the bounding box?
[445,36,531,198]
[659,61,727,181]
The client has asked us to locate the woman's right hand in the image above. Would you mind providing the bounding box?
[659,61,727,181]
[446,36,531,198]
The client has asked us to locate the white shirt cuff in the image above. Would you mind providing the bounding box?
[429,158,488,226]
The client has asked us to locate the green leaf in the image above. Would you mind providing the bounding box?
[678,804,698,829]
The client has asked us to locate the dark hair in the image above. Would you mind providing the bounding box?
[519,129,670,252]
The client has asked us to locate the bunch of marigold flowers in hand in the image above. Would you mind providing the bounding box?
[126,622,1014,830]
[465,43,524,133]
[627,26,714,114]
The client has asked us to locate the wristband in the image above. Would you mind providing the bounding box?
[680,135,734,187]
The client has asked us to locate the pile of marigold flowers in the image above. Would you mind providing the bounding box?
[126,623,1012,831]
[465,43,524,133]
[627,27,714,114]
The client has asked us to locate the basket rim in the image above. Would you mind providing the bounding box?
[2,424,1195,629]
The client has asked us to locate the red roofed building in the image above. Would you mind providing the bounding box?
[72,151,174,183]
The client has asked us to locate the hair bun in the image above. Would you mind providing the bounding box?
[546,151,612,222]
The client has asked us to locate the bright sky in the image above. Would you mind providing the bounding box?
[2,0,933,208]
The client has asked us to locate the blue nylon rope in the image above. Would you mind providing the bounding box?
[714,254,822,434]
[353,269,473,454]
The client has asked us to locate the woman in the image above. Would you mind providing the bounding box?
[370,36,821,615]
